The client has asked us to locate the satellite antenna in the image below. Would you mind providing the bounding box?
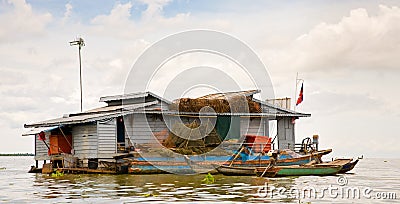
[69,37,85,112]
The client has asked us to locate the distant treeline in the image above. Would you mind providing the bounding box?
[0,153,34,156]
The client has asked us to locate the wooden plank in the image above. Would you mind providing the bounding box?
[42,163,53,174]
[59,167,116,174]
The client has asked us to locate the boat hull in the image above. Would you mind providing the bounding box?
[339,159,359,173]
[315,158,359,174]
[256,165,342,177]
[128,149,332,174]
[214,165,255,176]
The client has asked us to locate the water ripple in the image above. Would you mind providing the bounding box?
[0,157,399,203]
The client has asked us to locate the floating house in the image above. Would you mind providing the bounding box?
[23,90,310,170]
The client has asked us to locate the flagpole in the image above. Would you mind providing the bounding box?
[294,73,304,112]
[294,72,298,111]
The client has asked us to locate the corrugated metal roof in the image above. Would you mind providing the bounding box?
[80,104,124,114]
[22,126,60,136]
[24,90,310,129]
[99,91,171,104]
[69,101,160,116]
[24,101,159,128]
[196,89,260,100]
[129,110,311,117]
[25,111,119,128]
[253,98,309,116]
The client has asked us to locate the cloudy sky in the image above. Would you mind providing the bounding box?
[1,0,399,158]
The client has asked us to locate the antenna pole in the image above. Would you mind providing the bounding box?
[70,38,85,112]
[78,44,83,112]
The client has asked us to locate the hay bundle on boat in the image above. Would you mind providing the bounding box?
[169,96,261,113]
[163,121,222,154]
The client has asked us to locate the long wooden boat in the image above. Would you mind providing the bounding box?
[28,166,42,173]
[339,159,359,173]
[315,158,351,168]
[128,160,196,174]
[210,149,331,176]
[213,154,324,176]
[215,157,356,177]
[213,165,256,176]
[256,165,342,177]
[208,149,331,167]
[127,149,332,175]
[214,164,279,177]
[315,158,359,174]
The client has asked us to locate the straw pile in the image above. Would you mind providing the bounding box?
[169,96,261,113]
[163,121,222,154]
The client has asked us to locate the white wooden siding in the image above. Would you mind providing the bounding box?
[277,117,295,149]
[126,113,168,144]
[72,124,98,159]
[35,132,50,160]
[240,117,268,136]
[97,119,116,157]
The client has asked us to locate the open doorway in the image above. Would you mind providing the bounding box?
[117,116,125,152]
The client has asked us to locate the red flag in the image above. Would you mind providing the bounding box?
[38,132,46,141]
[296,83,304,106]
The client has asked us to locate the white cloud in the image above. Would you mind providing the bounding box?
[139,0,172,21]
[89,1,190,39]
[91,2,133,27]
[0,1,399,158]
[0,0,52,42]
[279,5,400,72]
[90,2,136,39]
[62,3,73,23]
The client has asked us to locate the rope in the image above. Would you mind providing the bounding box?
[59,126,72,148]
[229,146,245,167]
[260,162,274,177]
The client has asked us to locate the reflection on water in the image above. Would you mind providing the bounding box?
[0,156,399,203]
[32,174,275,202]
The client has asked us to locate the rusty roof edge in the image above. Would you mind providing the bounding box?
[22,126,61,136]
[129,110,311,117]
[252,98,310,115]
[147,91,172,104]
[24,110,311,128]
[24,112,119,128]
[99,92,148,102]
[195,89,260,99]
[99,91,172,104]
[69,100,159,117]
[24,101,160,128]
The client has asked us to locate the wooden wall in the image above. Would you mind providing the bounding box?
[72,123,98,159]
[97,119,117,158]
[277,117,295,150]
[34,132,50,160]
[240,117,269,137]
[125,113,168,144]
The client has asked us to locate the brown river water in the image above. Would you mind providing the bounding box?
[0,156,399,203]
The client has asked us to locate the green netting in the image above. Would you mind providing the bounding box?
[216,116,240,140]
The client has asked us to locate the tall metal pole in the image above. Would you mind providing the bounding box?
[78,44,83,112]
[70,38,85,112]
[294,72,298,111]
